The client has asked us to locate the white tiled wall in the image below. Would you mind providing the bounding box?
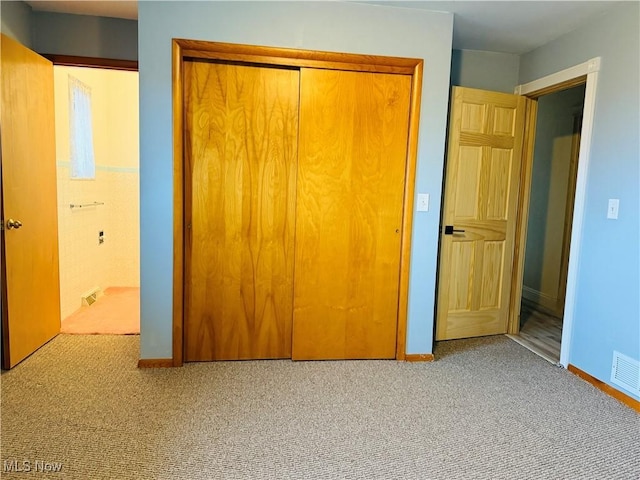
[54,66,139,320]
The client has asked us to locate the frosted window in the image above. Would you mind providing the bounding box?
[69,76,96,179]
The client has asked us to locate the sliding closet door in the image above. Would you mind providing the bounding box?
[293,68,412,360]
[184,60,299,361]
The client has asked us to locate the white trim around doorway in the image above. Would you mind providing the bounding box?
[514,57,601,368]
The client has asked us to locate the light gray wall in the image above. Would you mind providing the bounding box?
[451,49,519,93]
[139,1,454,359]
[32,11,137,60]
[520,2,639,399]
[0,0,32,47]
[524,85,585,313]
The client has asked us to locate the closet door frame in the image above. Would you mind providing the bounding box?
[171,38,423,366]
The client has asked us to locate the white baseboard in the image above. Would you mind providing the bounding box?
[522,285,561,316]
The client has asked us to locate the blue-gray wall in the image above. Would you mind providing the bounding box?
[520,2,639,400]
[0,2,137,60]
[32,11,137,60]
[451,49,519,93]
[0,0,32,47]
[139,1,454,359]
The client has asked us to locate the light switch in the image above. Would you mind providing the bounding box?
[607,199,619,219]
[417,193,429,212]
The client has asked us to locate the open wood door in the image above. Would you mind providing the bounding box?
[436,87,527,341]
[1,34,61,368]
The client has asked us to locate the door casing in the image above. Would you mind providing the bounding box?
[171,39,423,366]
[435,58,600,366]
[507,58,601,368]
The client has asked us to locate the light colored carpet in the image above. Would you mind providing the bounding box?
[60,287,139,335]
[1,335,638,479]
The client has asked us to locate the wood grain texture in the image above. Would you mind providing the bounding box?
[405,353,434,362]
[568,364,640,413]
[508,98,538,334]
[395,60,423,361]
[172,41,422,363]
[1,34,61,368]
[293,68,411,360]
[526,75,587,99]
[175,39,418,74]
[184,60,299,361]
[516,304,562,363]
[138,359,174,368]
[557,115,582,315]
[41,54,138,71]
[437,87,526,341]
[172,39,185,366]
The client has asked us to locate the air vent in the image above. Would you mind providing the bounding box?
[81,287,101,307]
[610,351,640,397]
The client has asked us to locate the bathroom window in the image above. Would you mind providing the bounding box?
[69,76,96,179]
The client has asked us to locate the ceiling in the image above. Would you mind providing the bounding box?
[26,0,138,20]
[25,0,621,54]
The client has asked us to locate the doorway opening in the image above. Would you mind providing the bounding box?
[52,64,140,336]
[508,57,601,368]
[510,84,586,364]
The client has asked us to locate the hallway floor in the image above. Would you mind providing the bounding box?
[508,303,562,364]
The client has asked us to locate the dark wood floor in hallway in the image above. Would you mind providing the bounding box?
[509,303,563,364]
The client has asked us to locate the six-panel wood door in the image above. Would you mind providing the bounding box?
[1,34,61,368]
[292,68,412,360]
[436,87,526,341]
[184,60,299,360]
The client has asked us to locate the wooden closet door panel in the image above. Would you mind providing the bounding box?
[184,60,299,361]
[293,68,412,360]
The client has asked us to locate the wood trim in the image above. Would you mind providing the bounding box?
[172,40,185,367]
[509,79,586,336]
[138,359,174,368]
[523,75,587,99]
[175,39,418,74]
[405,353,434,362]
[568,364,640,413]
[557,115,582,316]
[172,39,422,364]
[41,54,138,71]
[395,60,423,361]
[508,98,538,335]
[515,57,598,97]
[512,64,597,367]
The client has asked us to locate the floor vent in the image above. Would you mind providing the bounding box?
[610,351,640,397]
[81,288,101,307]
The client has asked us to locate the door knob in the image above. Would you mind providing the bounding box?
[444,225,465,235]
[6,219,23,230]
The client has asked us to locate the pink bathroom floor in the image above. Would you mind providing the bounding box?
[61,287,140,335]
